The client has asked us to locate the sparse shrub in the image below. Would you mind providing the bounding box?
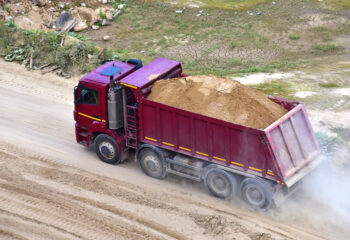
[99,8,107,20]
[289,34,300,40]
[229,41,236,49]
[319,82,340,88]
[315,43,337,52]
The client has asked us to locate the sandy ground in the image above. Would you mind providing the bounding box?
[0,59,347,240]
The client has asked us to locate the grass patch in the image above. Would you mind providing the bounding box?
[313,0,350,10]
[289,34,300,40]
[319,82,340,88]
[250,80,294,96]
[174,0,270,11]
[315,43,337,52]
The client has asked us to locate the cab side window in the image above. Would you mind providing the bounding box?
[80,87,98,105]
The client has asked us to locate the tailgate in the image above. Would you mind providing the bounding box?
[265,104,321,186]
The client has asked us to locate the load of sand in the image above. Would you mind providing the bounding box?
[147,75,288,129]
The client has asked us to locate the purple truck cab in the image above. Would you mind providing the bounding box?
[74,57,322,209]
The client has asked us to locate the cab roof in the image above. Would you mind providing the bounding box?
[79,57,181,89]
[79,60,136,87]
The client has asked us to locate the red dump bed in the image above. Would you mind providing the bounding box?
[138,95,321,187]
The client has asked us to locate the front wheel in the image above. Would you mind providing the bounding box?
[94,134,121,164]
[138,148,166,179]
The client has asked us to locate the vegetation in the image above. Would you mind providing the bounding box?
[289,34,300,40]
[319,82,340,88]
[315,43,337,52]
[0,21,113,72]
[250,80,294,97]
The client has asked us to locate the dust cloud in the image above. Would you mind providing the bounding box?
[273,147,350,239]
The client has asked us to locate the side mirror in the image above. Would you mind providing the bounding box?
[74,86,79,104]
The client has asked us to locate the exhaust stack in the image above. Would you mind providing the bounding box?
[106,70,124,130]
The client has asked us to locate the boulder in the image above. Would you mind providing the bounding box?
[74,21,88,32]
[71,7,99,25]
[0,10,11,21]
[64,35,80,46]
[14,10,43,30]
[55,12,73,29]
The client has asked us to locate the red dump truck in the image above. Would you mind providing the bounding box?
[74,57,322,209]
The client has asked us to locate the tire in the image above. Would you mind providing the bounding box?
[138,148,166,179]
[94,134,120,164]
[204,168,238,200]
[240,178,273,210]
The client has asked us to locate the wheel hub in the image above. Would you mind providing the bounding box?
[213,176,226,190]
[145,155,159,172]
[99,142,115,159]
[246,186,264,206]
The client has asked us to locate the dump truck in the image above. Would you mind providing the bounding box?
[74,57,322,209]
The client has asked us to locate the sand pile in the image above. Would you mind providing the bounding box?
[147,75,288,129]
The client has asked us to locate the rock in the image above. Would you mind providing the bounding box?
[72,7,99,25]
[4,3,26,16]
[188,4,200,8]
[102,0,108,4]
[92,24,100,30]
[63,35,80,46]
[103,35,111,41]
[272,1,276,5]
[101,19,110,26]
[0,10,11,21]
[175,10,183,13]
[113,10,121,18]
[74,21,88,32]
[106,11,113,20]
[256,11,262,15]
[196,13,201,17]
[55,12,73,29]
[81,3,86,7]
[14,10,43,30]
[60,3,65,9]
[33,0,46,7]
[118,4,125,10]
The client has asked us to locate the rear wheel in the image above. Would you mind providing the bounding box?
[138,148,166,179]
[204,168,238,200]
[241,178,273,210]
[94,134,120,164]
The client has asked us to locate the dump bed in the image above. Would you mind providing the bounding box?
[138,95,321,187]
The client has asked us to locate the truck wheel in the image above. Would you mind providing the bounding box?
[94,134,120,164]
[240,178,272,210]
[204,168,237,200]
[139,148,166,179]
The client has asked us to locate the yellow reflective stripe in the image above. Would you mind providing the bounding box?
[214,156,226,162]
[162,141,174,146]
[231,161,244,167]
[78,112,105,122]
[120,83,138,89]
[179,146,191,152]
[267,171,274,176]
[249,166,262,172]
[145,136,157,142]
[196,151,208,157]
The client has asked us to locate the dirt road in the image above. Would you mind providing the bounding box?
[0,59,346,240]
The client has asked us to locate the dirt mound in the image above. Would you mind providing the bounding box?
[147,75,288,129]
